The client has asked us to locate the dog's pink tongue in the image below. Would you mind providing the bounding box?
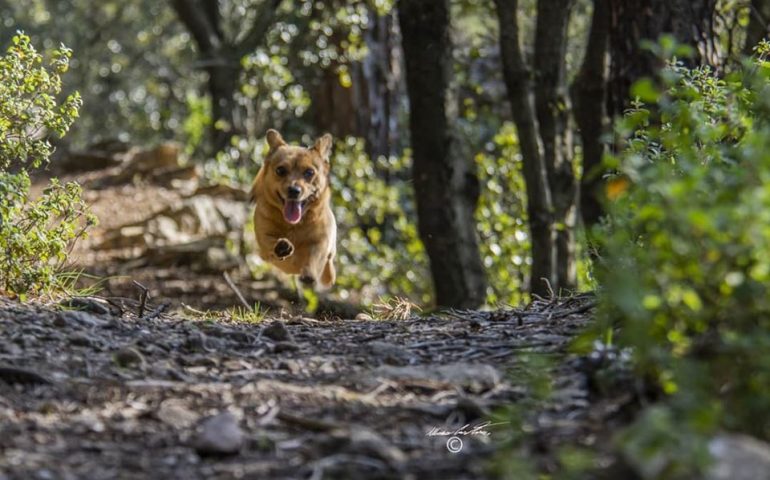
[283,200,303,224]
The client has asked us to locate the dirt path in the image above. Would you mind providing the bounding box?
[1,153,622,479]
[0,295,597,479]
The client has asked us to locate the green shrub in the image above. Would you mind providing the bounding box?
[0,33,81,170]
[0,33,93,296]
[592,40,770,476]
[475,122,531,306]
[329,138,430,304]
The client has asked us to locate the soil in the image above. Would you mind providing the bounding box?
[0,295,609,480]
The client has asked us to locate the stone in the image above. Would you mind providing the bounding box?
[157,399,198,429]
[55,311,107,328]
[262,321,292,342]
[113,347,146,369]
[194,412,244,456]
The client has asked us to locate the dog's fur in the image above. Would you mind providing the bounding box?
[250,129,336,288]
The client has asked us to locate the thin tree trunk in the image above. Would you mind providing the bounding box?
[398,0,487,308]
[533,0,576,292]
[207,63,242,153]
[572,0,609,229]
[494,0,557,297]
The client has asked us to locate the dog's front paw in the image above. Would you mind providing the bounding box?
[274,238,294,260]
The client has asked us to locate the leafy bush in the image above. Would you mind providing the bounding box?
[475,122,531,306]
[329,138,430,304]
[593,41,770,476]
[0,33,93,296]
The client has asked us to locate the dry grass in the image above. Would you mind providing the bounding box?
[371,296,422,321]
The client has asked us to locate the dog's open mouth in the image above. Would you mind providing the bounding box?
[279,194,307,224]
[283,200,303,224]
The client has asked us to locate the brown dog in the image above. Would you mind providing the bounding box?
[250,129,336,288]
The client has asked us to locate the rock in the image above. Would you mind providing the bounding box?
[68,332,96,348]
[59,297,112,316]
[707,434,770,480]
[355,313,373,321]
[273,341,300,353]
[113,347,146,369]
[183,332,221,353]
[94,194,250,272]
[157,399,198,429]
[262,321,291,342]
[194,412,244,456]
[55,311,107,328]
[278,359,302,374]
[0,366,52,385]
[368,363,501,393]
[367,341,412,366]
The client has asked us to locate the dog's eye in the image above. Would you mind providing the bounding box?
[275,166,287,177]
[303,168,315,180]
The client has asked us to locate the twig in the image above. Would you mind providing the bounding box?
[182,304,207,316]
[223,272,252,311]
[144,302,169,321]
[132,280,149,318]
[277,412,337,432]
[550,301,598,319]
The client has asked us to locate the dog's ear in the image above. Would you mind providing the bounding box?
[312,133,333,163]
[266,129,286,153]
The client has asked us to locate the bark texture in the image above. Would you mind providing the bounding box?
[495,0,571,296]
[398,0,487,308]
[572,0,609,229]
[534,0,577,290]
[606,0,718,116]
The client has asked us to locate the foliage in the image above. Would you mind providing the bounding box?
[329,138,430,304]
[475,123,530,305]
[0,33,81,169]
[590,40,770,477]
[0,33,93,296]
[0,0,198,150]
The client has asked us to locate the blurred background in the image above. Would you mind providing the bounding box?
[0,0,756,314]
[0,0,566,312]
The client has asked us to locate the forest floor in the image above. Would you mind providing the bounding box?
[0,151,631,479]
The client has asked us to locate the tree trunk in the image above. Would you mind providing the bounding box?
[533,0,577,291]
[494,0,557,297]
[310,8,402,160]
[745,0,770,55]
[607,0,718,116]
[171,0,281,154]
[207,62,242,153]
[361,9,402,159]
[398,0,487,308]
[572,0,609,229]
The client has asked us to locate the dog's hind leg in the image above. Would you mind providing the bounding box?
[320,255,336,287]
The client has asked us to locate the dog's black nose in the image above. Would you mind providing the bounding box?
[287,185,301,199]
